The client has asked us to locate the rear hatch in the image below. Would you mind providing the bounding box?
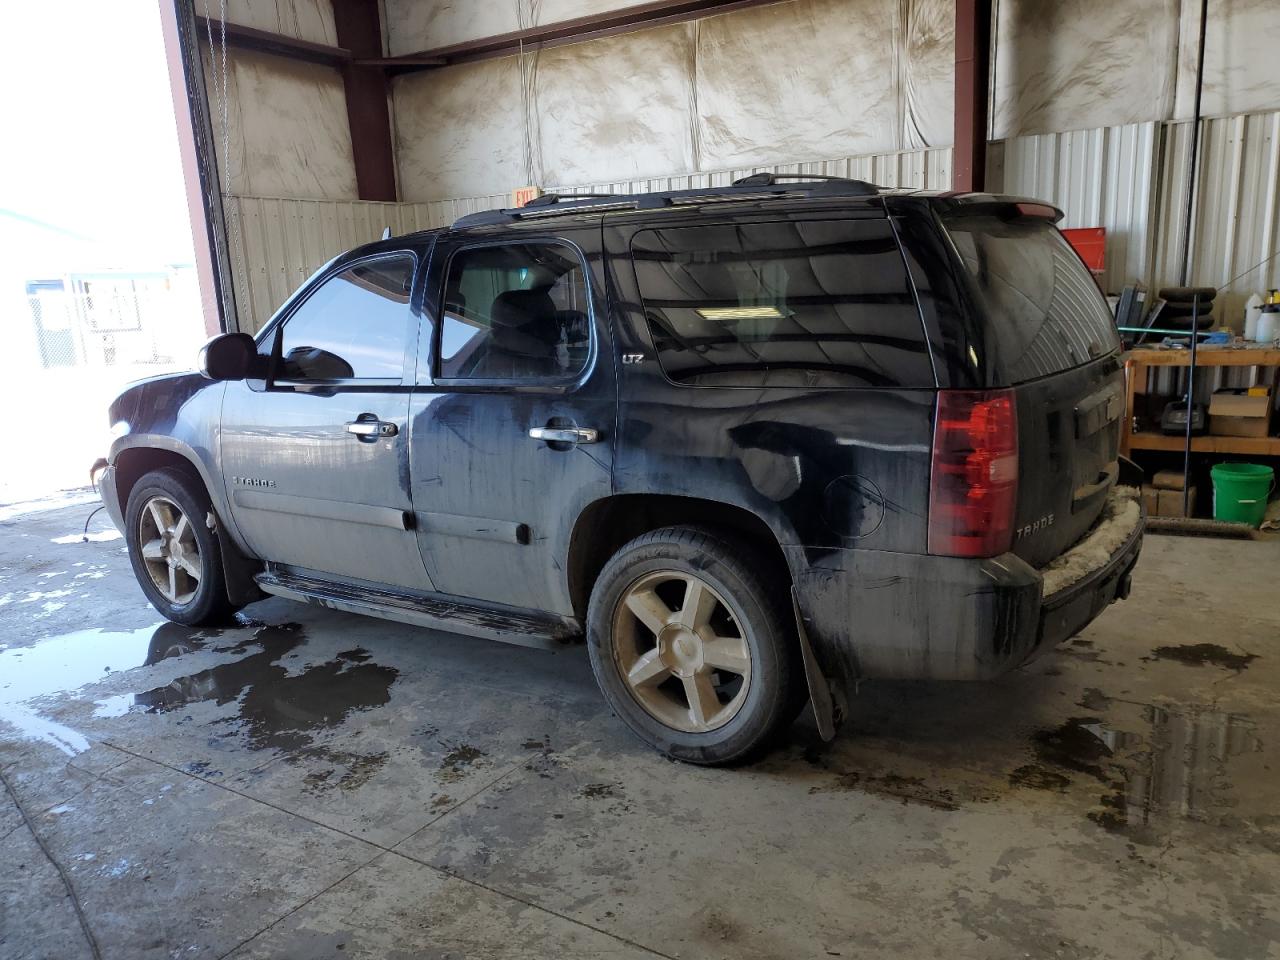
[941,208,1124,568]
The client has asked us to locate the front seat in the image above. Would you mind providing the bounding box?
[472,289,559,378]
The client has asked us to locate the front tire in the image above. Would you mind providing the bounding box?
[125,467,233,626]
[586,526,800,765]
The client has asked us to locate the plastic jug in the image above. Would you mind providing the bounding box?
[1245,292,1263,340]
[1258,304,1280,344]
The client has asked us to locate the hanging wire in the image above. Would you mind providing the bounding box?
[1215,248,1280,294]
[516,0,543,188]
[201,0,248,330]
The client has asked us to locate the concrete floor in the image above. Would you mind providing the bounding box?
[2,500,1278,960]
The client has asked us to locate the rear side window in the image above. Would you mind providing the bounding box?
[942,214,1120,383]
[630,220,932,388]
[439,243,591,381]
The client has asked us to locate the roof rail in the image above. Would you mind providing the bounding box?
[451,175,881,229]
[731,172,877,191]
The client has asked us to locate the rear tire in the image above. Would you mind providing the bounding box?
[586,526,802,765]
[124,467,234,626]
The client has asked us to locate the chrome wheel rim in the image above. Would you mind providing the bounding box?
[612,570,752,734]
[138,496,201,606]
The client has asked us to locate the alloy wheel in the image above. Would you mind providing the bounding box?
[611,570,752,733]
[137,496,202,606]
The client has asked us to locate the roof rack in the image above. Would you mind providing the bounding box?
[451,174,880,229]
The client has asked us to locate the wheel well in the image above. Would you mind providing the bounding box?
[113,447,205,513]
[567,495,791,620]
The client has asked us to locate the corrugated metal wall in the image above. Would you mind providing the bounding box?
[224,194,505,330]
[1153,111,1280,326]
[1001,122,1160,294]
[226,111,1280,334]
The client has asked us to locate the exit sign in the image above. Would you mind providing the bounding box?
[512,186,543,207]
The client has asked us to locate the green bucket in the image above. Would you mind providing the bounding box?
[1211,463,1275,528]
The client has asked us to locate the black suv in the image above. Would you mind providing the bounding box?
[98,175,1143,764]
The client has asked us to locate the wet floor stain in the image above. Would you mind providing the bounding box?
[578,780,633,813]
[808,769,976,811]
[439,744,487,782]
[134,627,398,754]
[1144,643,1258,671]
[299,748,390,794]
[1011,703,1266,840]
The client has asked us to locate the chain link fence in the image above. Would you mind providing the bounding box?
[25,282,204,371]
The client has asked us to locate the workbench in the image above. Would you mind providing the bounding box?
[1121,346,1280,457]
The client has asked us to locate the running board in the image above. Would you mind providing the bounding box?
[253,569,579,650]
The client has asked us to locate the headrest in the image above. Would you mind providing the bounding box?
[491,289,556,333]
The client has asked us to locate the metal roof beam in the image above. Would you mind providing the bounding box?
[192,16,352,67]
[379,0,791,74]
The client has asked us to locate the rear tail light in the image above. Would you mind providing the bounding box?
[928,389,1018,558]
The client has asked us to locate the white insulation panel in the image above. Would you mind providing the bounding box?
[203,48,356,200]
[224,0,335,45]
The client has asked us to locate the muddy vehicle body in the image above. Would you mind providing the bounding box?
[99,175,1144,763]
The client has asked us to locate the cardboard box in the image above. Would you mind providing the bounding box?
[1157,487,1196,518]
[1151,469,1186,491]
[1141,484,1159,515]
[1209,390,1273,438]
[1142,483,1196,518]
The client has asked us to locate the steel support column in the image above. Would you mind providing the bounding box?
[331,0,398,201]
[953,0,991,193]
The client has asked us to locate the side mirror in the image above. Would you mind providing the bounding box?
[198,332,257,381]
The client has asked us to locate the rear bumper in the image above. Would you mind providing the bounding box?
[791,490,1144,684]
[1037,506,1143,650]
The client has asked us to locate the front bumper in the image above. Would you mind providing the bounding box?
[97,463,126,533]
[791,489,1144,684]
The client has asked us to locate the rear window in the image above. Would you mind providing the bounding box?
[942,214,1119,383]
[630,220,932,388]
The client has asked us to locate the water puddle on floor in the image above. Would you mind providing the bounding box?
[0,623,165,753]
[0,619,399,768]
[1011,696,1268,840]
[129,626,398,752]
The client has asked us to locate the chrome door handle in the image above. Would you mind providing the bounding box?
[346,419,398,438]
[528,426,599,444]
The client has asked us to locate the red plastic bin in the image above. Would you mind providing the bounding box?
[1061,227,1106,275]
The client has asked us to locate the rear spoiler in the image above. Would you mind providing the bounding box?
[932,194,1065,224]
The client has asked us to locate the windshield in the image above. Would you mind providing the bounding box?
[942,214,1119,383]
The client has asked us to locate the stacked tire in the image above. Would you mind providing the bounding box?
[1158,286,1217,332]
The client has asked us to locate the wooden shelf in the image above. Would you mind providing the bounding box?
[1122,347,1280,457]
[1124,347,1280,368]
[1127,432,1280,455]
